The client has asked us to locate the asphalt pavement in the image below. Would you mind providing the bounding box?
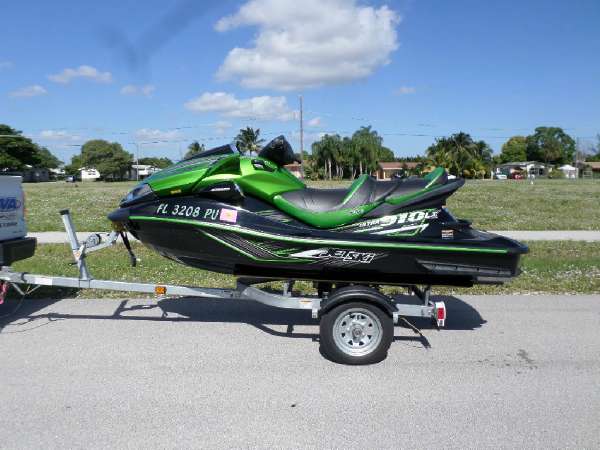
[1,294,599,449]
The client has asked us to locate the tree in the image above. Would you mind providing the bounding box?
[235,127,264,154]
[526,127,575,164]
[378,146,395,162]
[309,126,398,179]
[351,126,384,176]
[0,124,42,170]
[312,134,343,180]
[426,132,492,178]
[585,135,600,162]
[184,141,205,159]
[138,156,173,168]
[64,154,83,176]
[75,139,132,180]
[36,147,62,169]
[473,140,493,165]
[500,136,527,163]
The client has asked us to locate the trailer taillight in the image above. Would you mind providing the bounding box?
[434,301,446,327]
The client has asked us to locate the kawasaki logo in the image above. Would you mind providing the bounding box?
[0,197,22,212]
[290,248,377,264]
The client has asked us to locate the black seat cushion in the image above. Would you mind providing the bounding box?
[386,178,429,198]
[279,175,401,212]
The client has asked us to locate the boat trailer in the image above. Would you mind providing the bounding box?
[0,210,446,365]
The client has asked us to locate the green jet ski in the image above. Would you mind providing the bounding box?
[109,136,527,287]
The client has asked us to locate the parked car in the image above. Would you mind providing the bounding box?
[0,176,36,267]
[495,173,507,180]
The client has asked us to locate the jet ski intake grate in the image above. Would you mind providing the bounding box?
[417,260,512,277]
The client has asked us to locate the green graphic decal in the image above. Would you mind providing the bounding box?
[130,215,508,254]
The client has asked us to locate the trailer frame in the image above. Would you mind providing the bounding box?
[0,210,446,364]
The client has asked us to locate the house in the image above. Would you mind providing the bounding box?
[79,167,101,181]
[496,161,548,178]
[579,161,600,178]
[49,167,66,180]
[128,164,161,181]
[375,162,418,180]
[21,167,50,183]
[284,162,303,178]
[558,164,578,179]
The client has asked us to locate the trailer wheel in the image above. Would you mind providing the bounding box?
[320,302,393,365]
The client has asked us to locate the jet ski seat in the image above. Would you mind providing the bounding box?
[272,167,449,229]
[277,175,392,213]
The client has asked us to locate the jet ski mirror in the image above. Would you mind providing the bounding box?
[259,135,297,167]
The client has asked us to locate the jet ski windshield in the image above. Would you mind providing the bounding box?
[183,143,240,162]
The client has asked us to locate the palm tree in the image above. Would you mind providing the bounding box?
[426,132,492,178]
[235,127,265,154]
[184,141,205,159]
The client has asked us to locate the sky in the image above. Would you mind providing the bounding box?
[1,0,599,164]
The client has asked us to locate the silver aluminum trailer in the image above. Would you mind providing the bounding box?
[0,210,446,365]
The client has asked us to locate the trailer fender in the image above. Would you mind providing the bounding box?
[320,285,396,318]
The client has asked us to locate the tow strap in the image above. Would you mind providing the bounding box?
[120,232,137,267]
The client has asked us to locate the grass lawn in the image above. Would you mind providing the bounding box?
[9,241,600,299]
[24,179,600,232]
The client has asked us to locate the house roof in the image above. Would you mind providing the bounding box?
[378,161,418,170]
[585,161,600,169]
[284,163,302,169]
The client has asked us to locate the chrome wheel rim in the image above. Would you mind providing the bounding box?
[333,308,382,357]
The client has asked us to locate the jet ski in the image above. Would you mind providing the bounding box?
[108,136,527,287]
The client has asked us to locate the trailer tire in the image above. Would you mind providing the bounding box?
[320,301,393,365]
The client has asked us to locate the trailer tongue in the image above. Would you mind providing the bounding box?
[1,210,446,365]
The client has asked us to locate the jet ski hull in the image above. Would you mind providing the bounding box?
[109,195,527,287]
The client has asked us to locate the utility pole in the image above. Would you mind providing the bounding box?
[132,142,140,181]
[299,94,305,178]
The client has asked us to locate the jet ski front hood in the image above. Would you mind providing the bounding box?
[142,145,240,197]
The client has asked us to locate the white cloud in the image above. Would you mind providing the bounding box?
[39,130,81,141]
[395,86,415,95]
[134,128,181,141]
[185,91,297,121]
[291,130,326,146]
[307,117,321,127]
[120,84,156,97]
[0,61,14,71]
[212,120,233,135]
[48,65,113,84]
[215,0,399,91]
[9,85,47,98]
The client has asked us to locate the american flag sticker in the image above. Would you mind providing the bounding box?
[219,209,238,223]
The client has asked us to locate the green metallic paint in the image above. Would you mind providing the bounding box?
[424,166,444,184]
[236,157,305,202]
[129,215,509,254]
[145,153,305,201]
[138,152,449,229]
[272,195,382,228]
[385,167,445,206]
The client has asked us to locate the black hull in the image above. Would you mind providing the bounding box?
[109,196,527,287]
